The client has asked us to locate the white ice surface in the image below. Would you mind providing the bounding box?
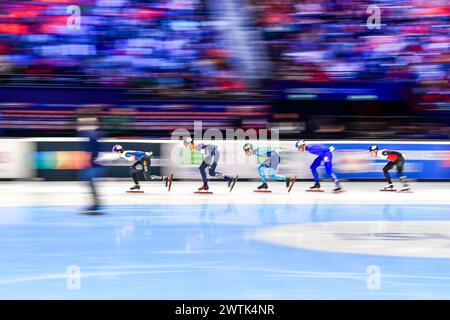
[0,181,448,207]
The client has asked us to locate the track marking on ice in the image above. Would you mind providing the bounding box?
[252,221,450,258]
[0,182,449,206]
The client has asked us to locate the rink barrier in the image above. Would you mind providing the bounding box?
[1,138,449,180]
[160,139,450,181]
[0,139,34,179]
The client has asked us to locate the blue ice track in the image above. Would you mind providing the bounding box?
[1,204,450,299]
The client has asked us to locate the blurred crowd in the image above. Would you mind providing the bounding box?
[250,0,449,108]
[0,0,448,139]
[252,0,449,80]
[0,0,245,94]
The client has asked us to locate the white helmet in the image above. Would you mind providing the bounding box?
[183,137,193,146]
[112,144,123,153]
[295,140,306,149]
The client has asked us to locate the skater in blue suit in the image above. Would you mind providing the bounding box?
[295,140,342,192]
[244,143,292,190]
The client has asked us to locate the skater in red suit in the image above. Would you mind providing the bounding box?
[369,145,410,191]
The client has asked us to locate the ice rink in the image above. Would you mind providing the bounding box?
[0,180,450,299]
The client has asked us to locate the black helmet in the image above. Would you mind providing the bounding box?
[243,143,253,151]
[369,145,379,152]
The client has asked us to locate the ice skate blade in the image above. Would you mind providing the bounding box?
[127,190,144,193]
[306,189,324,192]
[380,189,397,192]
[288,176,297,193]
[397,190,414,193]
[194,191,213,194]
[167,174,173,192]
[254,190,272,193]
[333,190,346,193]
[229,175,238,193]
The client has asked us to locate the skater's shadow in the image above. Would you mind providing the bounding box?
[383,204,404,221]
[185,203,238,251]
[257,204,278,226]
[309,203,335,223]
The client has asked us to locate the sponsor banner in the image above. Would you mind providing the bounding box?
[3,138,449,180]
[0,140,34,178]
[161,140,450,180]
[34,140,161,180]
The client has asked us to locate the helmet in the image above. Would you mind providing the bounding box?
[295,140,306,149]
[243,143,253,151]
[112,144,123,153]
[183,137,193,146]
[369,145,379,152]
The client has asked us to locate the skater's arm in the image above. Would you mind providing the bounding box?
[196,144,213,152]
[382,150,402,157]
[121,150,137,161]
[195,144,204,152]
[122,150,147,162]
[209,148,217,164]
[380,149,402,162]
[307,145,334,155]
[95,152,120,164]
[306,145,323,155]
[255,147,273,157]
[195,144,211,157]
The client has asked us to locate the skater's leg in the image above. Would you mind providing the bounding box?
[310,156,323,183]
[383,162,394,184]
[208,162,230,181]
[208,162,218,176]
[130,162,141,185]
[142,156,152,180]
[140,155,165,181]
[396,157,408,187]
[324,153,340,187]
[199,161,209,186]
[324,162,338,182]
[256,164,269,190]
[87,167,100,209]
[89,179,99,206]
[258,163,268,184]
[267,168,287,181]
